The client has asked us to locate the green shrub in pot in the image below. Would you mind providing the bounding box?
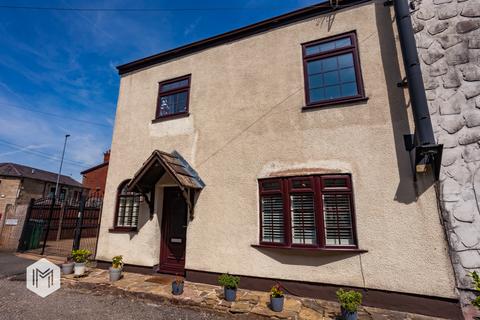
[71,249,91,276]
[336,289,362,320]
[109,255,123,281]
[218,273,240,301]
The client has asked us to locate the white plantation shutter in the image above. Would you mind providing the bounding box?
[258,175,357,248]
[323,193,354,245]
[290,193,316,245]
[261,194,285,243]
[116,181,141,228]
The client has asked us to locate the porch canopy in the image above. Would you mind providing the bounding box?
[126,150,204,216]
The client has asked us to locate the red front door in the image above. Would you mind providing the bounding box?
[159,187,188,275]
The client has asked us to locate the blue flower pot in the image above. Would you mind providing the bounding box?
[270,296,284,312]
[341,307,358,320]
[224,287,237,301]
[172,281,184,295]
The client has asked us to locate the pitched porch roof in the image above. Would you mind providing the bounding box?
[126,150,204,193]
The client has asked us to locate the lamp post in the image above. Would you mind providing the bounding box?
[54,134,70,198]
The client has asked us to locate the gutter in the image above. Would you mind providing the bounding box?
[116,0,372,75]
[393,0,443,180]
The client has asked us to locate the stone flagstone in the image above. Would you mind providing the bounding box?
[62,267,448,319]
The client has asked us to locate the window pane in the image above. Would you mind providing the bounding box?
[324,71,339,86]
[309,88,325,102]
[161,79,188,92]
[305,37,351,56]
[159,91,188,117]
[323,194,354,246]
[341,82,358,97]
[325,86,341,99]
[291,193,316,245]
[292,179,311,189]
[262,181,281,191]
[261,195,284,243]
[322,57,338,72]
[335,37,351,49]
[338,53,354,68]
[324,178,347,188]
[339,67,356,83]
[307,60,322,75]
[308,74,323,88]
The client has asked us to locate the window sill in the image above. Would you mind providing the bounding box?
[251,244,367,254]
[108,227,138,233]
[302,96,368,111]
[151,112,189,123]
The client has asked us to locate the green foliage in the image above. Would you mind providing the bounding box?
[470,271,480,309]
[218,273,240,289]
[336,289,362,313]
[270,284,284,298]
[71,249,92,263]
[112,255,123,269]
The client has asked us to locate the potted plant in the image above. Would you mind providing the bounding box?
[270,284,285,312]
[109,255,123,281]
[218,273,240,302]
[172,275,184,295]
[61,256,74,275]
[71,249,92,276]
[470,271,480,318]
[336,289,362,320]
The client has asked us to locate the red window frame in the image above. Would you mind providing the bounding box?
[155,74,191,121]
[111,180,142,232]
[258,174,358,249]
[302,31,366,110]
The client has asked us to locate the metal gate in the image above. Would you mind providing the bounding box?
[17,192,103,258]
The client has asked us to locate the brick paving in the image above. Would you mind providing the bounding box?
[62,268,444,319]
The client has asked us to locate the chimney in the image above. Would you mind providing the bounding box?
[103,150,111,163]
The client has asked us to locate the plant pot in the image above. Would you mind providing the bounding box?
[109,267,122,281]
[224,287,237,301]
[74,262,86,276]
[61,262,74,275]
[172,281,184,295]
[270,296,284,312]
[340,307,358,320]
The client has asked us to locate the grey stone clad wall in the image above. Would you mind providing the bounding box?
[412,0,480,315]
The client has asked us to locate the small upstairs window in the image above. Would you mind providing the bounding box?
[302,31,365,109]
[155,74,191,120]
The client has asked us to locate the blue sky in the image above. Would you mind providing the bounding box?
[0,0,319,181]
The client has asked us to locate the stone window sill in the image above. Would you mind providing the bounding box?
[251,244,367,254]
[108,227,138,233]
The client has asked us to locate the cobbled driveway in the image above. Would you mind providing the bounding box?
[0,277,245,320]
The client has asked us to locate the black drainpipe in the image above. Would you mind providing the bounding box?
[393,0,443,180]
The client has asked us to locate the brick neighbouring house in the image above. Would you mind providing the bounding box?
[81,150,110,195]
[0,162,84,250]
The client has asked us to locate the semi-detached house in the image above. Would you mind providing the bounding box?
[96,0,462,317]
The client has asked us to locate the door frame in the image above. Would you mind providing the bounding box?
[158,187,188,275]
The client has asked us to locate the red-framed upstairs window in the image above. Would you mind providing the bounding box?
[302,31,366,109]
[156,74,191,119]
[258,174,358,249]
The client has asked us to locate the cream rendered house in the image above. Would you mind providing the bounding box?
[96,0,461,317]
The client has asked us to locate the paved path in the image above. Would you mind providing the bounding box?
[0,278,248,320]
[0,251,31,279]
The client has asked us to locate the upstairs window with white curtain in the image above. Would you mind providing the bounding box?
[258,175,357,248]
